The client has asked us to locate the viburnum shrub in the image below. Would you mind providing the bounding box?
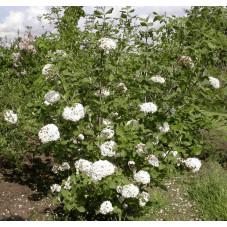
[2,6,225,220]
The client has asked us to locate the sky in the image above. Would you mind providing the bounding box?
[0,6,193,40]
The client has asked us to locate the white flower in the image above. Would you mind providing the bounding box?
[178,55,194,68]
[118,82,128,91]
[38,124,60,144]
[146,155,159,167]
[95,89,110,97]
[126,120,140,130]
[58,162,70,171]
[12,52,20,62]
[64,176,71,190]
[128,161,135,166]
[74,159,92,176]
[100,128,115,139]
[53,50,67,57]
[100,141,116,157]
[209,77,220,89]
[134,170,150,184]
[52,164,59,174]
[158,122,170,133]
[78,134,84,140]
[90,160,115,182]
[62,103,85,122]
[184,158,202,173]
[138,192,150,207]
[21,70,27,75]
[42,63,54,75]
[73,139,78,144]
[116,186,123,194]
[44,90,60,106]
[150,75,165,84]
[110,112,119,117]
[121,184,140,198]
[139,102,157,114]
[50,184,61,193]
[100,201,114,215]
[122,203,128,209]
[4,110,18,124]
[103,119,113,128]
[162,150,178,158]
[99,38,116,51]
[136,143,147,154]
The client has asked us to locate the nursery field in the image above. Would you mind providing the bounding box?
[0,6,226,221]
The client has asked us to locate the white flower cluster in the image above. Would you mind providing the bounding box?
[138,192,150,207]
[136,143,147,154]
[209,77,220,89]
[62,103,85,122]
[126,120,140,130]
[103,119,113,128]
[75,159,115,182]
[128,161,135,166]
[89,160,116,181]
[162,150,178,158]
[54,50,67,57]
[12,52,21,62]
[44,90,61,106]
[118,82,128,91]
[38,124,60,144]
[17,35,37,54]
[100,201,114,215]
[183,158,202,173]
[75,159,92,175]
[134,170,150,184]
[150,75,165,84]
[52,162,70,173]
[95,88,110,97]
[128,161,136,172]
[4,110,18,124]
[139,102,157,114]
[158,122,170,133]
[21,70,27,75]
[100,141,116,157]
[50,184,61,193]
[73,134,85,144]
[145,154,159,167]
[178,55,194,68]
[100,127,115,139]
[64,176,71,190]
[117,184,139,198]
[99,38,116,51]
[42,63,54,75]
[78,134,84,140]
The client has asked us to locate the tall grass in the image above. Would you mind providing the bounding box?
[188,162,227,221]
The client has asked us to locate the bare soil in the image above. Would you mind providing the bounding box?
[0,153,59,221]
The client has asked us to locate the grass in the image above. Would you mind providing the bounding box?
[187,161,227,221]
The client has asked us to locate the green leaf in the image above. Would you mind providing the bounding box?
[77,206,86,213]
[153,15,164,22]
[140,22,147,26]
[94,10,104,15]
[106,8,114,14]
[116,125,125,136]
[85,129,94,136]
[121,13,127,18]
[109,180,117,189]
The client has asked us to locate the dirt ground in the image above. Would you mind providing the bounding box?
[0,154,59,221]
